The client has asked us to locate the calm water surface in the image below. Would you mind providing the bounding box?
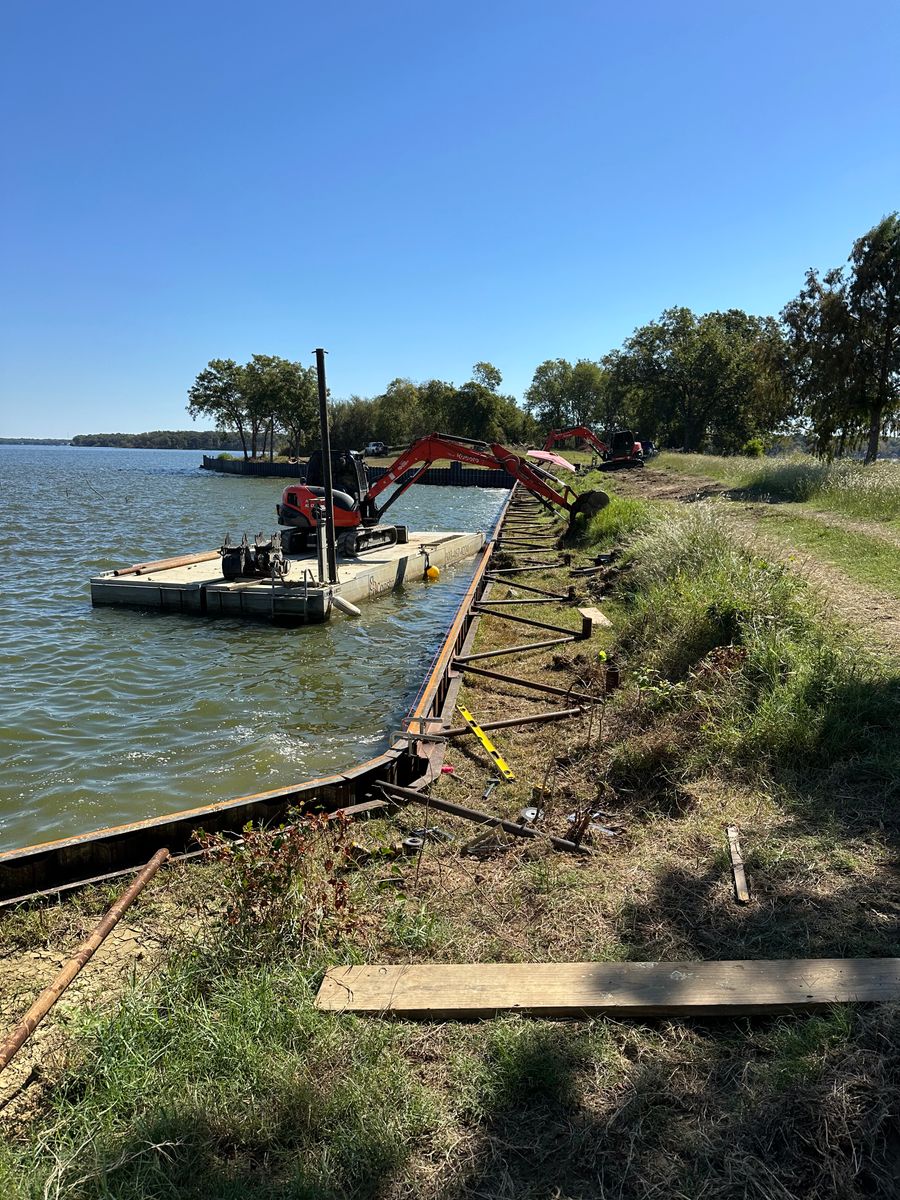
[0,446,506,851]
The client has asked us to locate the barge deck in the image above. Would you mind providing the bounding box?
[90,531,484,622]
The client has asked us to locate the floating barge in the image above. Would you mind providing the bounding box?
[90,530,484,622]
[2,487,607,903]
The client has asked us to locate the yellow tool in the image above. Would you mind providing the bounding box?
[455,705,515,781]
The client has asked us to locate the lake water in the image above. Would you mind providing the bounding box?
[0,446,506,852]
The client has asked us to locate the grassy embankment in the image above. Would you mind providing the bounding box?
[655,451,900,523]
[1,476,898,1199]
[655,452,900,599]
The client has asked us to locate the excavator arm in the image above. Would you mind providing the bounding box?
[365,434,608,524]
[543,426,610,456]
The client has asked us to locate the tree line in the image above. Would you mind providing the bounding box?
[187,214,899,462]
[71,430,245,449]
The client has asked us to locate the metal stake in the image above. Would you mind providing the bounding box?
[314,347,338,584]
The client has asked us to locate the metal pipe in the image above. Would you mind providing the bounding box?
[113,551,220,577]
[440,706,583,736]
[452,660,603,704]
[0,848,170,1077]
[484,576,573,600]
[486,563,560,574]
[314,348,338,584]
[454,635,575,662]
[379,783,592,855]
[473,604,582,638]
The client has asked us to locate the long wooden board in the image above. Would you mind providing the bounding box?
[316,959,900,1019]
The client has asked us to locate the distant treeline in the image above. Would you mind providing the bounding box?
[71,430,245,450]
[187,215,899,463]
[0,437,71,445]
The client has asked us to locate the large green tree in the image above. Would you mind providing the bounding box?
[524,359,575,430]
[271,361,319,457]
[187,355,319,458]
[611,307,788,452]
[849,214,900,462]
[187,359,251,458]
[782,214,900,461]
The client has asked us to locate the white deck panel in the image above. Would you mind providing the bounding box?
[90,531,485,622]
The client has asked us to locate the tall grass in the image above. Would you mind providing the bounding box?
[657,452,900,522]
[616,503,900,795]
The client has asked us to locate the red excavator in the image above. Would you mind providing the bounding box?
[275,433,610,557]
[543,426,644,469]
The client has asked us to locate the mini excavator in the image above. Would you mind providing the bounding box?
[275,433,610,558]
[543,426,644,469]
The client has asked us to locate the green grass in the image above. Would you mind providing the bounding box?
[656,451,900,522]
[0,952,441,1200]
[614,504,900,809]
[749,509,900,598]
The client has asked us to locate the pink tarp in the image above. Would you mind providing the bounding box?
[526,449,576,471]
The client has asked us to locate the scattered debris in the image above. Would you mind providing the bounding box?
[566,811,620,839]
[480,777,501,804]
[518,806,543,825]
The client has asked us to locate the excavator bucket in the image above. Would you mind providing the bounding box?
[569,489,610,522]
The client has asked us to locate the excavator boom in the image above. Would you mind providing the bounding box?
[276,433,609,559]
[543,426,610,456]
[543,426,644,469]
[365,434,608,523]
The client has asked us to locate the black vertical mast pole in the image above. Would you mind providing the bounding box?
[314,348,338,584]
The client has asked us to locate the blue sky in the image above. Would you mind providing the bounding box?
[2,0,898,437]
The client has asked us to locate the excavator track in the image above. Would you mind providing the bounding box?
[336,524,405,558]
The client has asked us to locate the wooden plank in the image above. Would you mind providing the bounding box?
[316,959,900,1019]
[578,605,612,634]
[726,825,751,904]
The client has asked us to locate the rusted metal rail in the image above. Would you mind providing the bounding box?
[380,782,592,856]
[0,849,170,1076]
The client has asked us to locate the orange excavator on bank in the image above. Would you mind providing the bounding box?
[275,433,610,557]
[543,426,644,470]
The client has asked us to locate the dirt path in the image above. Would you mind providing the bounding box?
[801,507,900,550]
[616,467,900,658]
[726,508,900,657]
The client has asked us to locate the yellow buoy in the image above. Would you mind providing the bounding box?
[426,565,440,581]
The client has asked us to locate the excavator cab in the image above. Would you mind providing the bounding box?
[600,429,644,470]
[305,449,369,499]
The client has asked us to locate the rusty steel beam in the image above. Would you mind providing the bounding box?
[454,635,576,663]
[440,706,584,736]
[379,783,592,856]
[452,660,603,704]
[473,604,583,638]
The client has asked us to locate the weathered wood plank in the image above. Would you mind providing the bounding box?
[726,825,751,904]
[316,959,900,1019]
[577,606,612,637]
